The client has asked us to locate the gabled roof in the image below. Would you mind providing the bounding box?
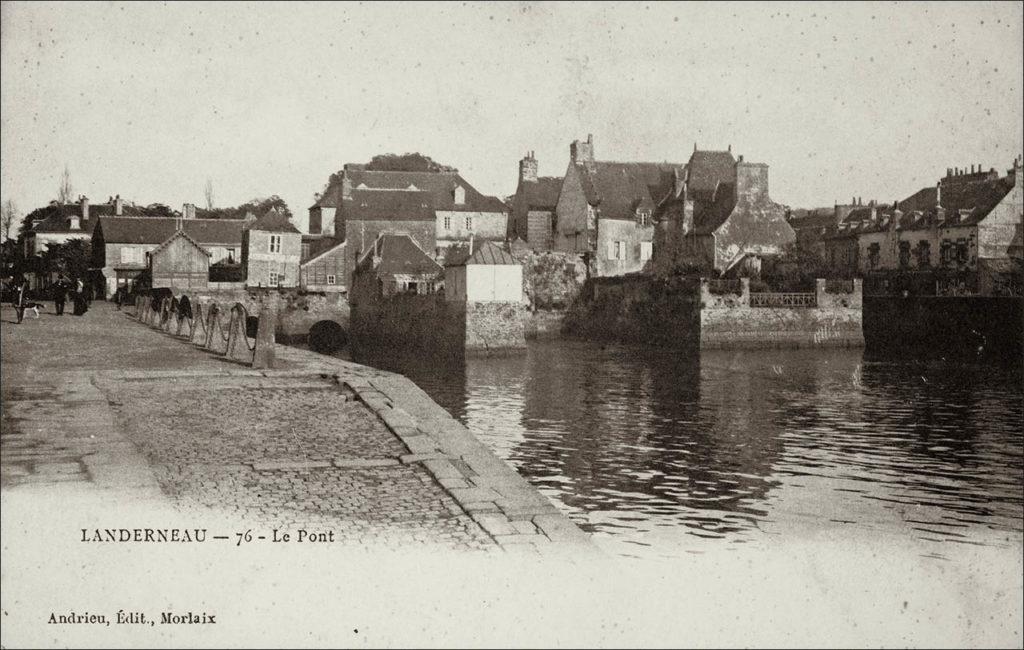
[520,176,563,210]
[97,217,245,245]
[151,229,211,257]
[686,150,737,194]
[249,209,300,233]
[574,161,682,219]
[346,189,436,221]
[443,240,517,267]
[356,233,443,278]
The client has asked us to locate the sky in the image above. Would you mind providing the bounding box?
[1,1,1022,233]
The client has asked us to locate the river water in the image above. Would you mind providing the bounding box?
[351,342,1023,560]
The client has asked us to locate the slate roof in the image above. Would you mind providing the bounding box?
[97,217,246,245]
[356,233,443,278]
[686,150,737,195]
[31,200,163,234]
[345,170,507,213]
[346,189,436,221]
[520,177,563,210]
[443,240,517,267]
[575,161,682,219]
[249,209,300,233]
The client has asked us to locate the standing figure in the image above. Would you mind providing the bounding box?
[53,277,68,315]
[14,278,30,324]
[72,278,88,316]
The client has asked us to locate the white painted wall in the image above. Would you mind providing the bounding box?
[466,265,522,302]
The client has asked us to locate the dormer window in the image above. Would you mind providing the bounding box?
[637,209,651,227]
[454,185,466,206]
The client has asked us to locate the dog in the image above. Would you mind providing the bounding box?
[22,301,42,319]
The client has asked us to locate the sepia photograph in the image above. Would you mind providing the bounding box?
[1,1,1022,648]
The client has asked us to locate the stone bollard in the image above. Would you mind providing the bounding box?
[252,303,276,369]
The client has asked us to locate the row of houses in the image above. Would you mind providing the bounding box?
[18,142,1021,301]
[787,158,1023,293]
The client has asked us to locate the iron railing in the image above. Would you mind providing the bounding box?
[749,292,817,308]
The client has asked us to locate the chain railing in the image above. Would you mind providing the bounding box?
[129,289,272,367]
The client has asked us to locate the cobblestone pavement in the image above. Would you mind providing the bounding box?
[1,302,492,551]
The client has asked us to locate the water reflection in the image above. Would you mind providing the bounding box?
[352,343,1023,559]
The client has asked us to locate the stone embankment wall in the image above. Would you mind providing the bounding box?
[700,279,864,348]
[563,275,702,347]
[564,276,864,349]
[351,295,527,357]
[863,295,1023,357]
[164,287,349,342]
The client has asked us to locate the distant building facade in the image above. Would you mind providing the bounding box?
[510,152,563,250]
[149,229,210,291]
[653,147,795,276]
[554,135,679,276]
[242,209,302,287]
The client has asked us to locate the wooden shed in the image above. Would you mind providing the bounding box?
[149,229,211,291]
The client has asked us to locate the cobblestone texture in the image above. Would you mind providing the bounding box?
[1,302,494,551]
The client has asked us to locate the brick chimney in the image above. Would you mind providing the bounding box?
[182,203,196,220]
[570,134,594,164]
[519,151,538,184]
[114,194,123,216]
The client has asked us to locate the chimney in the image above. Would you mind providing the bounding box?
[735,160,768,204]
[519,152,539,183]
[570,134,595,164]
[728,144,732,153]
[114,194,123,216]
[182,203,196,220]
[936,179,942,206]
[314,192,322,202]
[79,195,89,223]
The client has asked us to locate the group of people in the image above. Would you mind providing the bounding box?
[8,276,90,324]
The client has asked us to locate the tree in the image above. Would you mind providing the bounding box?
[1,199,17,242]
[365,152,455,172]
[204,178,215,210]
[41,239,91,281]
[57,164,74,205]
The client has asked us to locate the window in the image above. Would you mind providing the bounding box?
[444,216,451,230]
[120,247,140,264]
[465,216,473,231]
[956,238,968,264]
[269,271,281,286]
[269,235,282,253]
[915,241,931,268]
[326,274,336,285]
[940,240,953,265]
[638,210,651,227]
[898,241,911,269]
[454,185,466,205]
[867,242,880,270]
[227,248,236,263]
[640,241,653,261]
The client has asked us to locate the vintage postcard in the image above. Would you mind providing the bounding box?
[1,1,1021,648]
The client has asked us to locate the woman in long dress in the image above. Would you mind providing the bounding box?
[72,278,88,316]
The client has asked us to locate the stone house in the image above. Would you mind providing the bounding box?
[307,165,507,288]
[149,229,210,291]
[846,160,1022,279]
[299,240,346,293]
[653,147,796,276]
[242,209,302,288]
[510,151,563,250]
[554,135,681,277]
[92,208,245,298]
[443,240,523,303]
[350,233,443,304]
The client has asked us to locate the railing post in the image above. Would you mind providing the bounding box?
[815,278,826,307]
[252,303,276,369]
